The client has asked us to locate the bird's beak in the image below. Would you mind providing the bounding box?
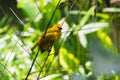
[59,27,62,30]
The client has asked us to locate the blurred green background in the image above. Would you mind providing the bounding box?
[0,0,120,80]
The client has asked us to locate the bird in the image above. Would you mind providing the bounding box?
[31,24,62,53]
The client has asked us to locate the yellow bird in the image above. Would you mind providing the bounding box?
[31,24,62,53]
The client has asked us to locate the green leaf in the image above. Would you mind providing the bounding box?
[78,22,109,48]
[17,0,39,20]
[59,48,79,72]
[103,8,120,13]
[76,6,96,30]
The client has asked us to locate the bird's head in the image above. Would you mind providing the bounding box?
[53,24,62,31]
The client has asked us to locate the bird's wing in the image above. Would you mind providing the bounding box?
[41,32,56,44]
[39,32,56,52]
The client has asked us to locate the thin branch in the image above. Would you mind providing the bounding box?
[9,7,25,26]
[0,39,17,79]
[61,0,77,25]
[0,63,17,80]
[62,26,108,33]
[0,6,5,15]
[25,49,40,80]
[44,54,55,77]
[36,0,62,79]
[43,0,61,39]
[37,51,50,80]
[36,0,77,78]
[10,34,41,68]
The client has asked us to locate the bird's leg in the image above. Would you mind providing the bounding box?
[48,46,52,53]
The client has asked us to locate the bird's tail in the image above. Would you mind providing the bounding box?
[31,43,38,51]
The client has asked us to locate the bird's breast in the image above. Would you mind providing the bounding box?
[54,31,61,40]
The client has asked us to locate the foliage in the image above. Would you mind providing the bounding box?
[0,0,120,80]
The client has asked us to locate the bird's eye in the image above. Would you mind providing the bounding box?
[59,27,62,30]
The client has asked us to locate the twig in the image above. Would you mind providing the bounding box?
[25,49,40,80]
[43,0,61,39]
[44,54,55,78]
[37,51,50,80]
[0,39,17,79]
[10,8,25,26]
[42,0,77,77]
[0,63,17,80]
[36,0,62,79]
[61,0,77,26]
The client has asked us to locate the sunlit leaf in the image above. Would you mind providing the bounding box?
[97,30,117,53]
[76,6,96,30]
[17,0,39,19]
[78,22,109,47]
[103,8,120,12]
[59,48,79,73]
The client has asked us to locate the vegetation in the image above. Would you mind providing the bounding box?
[0,0,120,80]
